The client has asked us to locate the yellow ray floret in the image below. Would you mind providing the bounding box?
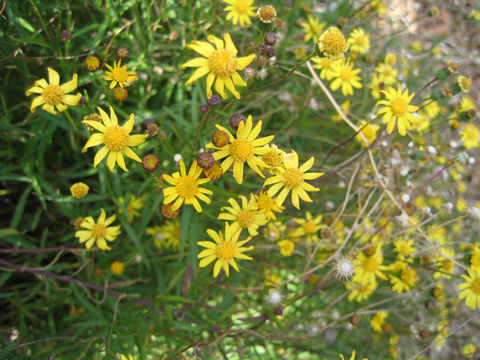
[181,33,255,99]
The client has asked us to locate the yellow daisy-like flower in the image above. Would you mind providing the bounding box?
[218,194,268,236]
[82,106,148,172]
[458,267,480,310]
[460,96,476,113]
[104,60,137,89]
[255,191,284,221]
[300,16,326,43]
[162,159,213,213]
[198,222,254,278]
[70,182,89,199]
[347,278,377,302]
[263,151,324,210]
[330,60,362,96]
[181,33,256,99]
[457,76,471,93]
[75,208,121,250]
[393,238,417,260]
[354,249,388,284]
[311,56,339,80]
[376,86,419,136]
[318,27,349,59]
[118,194,145,221]
[348,28,370,54]
[277,239,295,256]
[355,121,379,147]
[390,268,418,293]
[256,5,276,23]
[206,115,274,184]
[340,350,369,360]
[370,312,388,333]
[460,123,479,149]
[374,63,397,85]
[120,355,134,360]
[110,261,125,275]
[260,145,285,174]
[291,211,323,243]
[223,0,257,27]
[471,243,480,271]
[25,67,82,114]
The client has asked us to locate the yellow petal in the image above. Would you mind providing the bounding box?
[47,68,60,85]
[93,146,109,166]
[60,74,78,93]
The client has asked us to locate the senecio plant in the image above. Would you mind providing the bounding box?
[3,0,480,359]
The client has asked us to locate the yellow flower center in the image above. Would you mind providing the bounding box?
[262,150,283,168]
[103,126,129,151]
[111,66,129,83]
[471,278,480,295]
[176,175,198,199]
[283,168,304,188]
[363,257,378,272]
[340,67,352,81]
[216,241,235,260]
[91,223,107,239]
[390,98,408,116]
[208,48,238,78]
[398,243,410,256]
[43,84,64,105]
[320,28,347,57]
[383,67,392,77]
[465,127,478,139]
[358,283,370,293]
[442,260,453,272]
[362,125,375,139]
[355,36,365,46]
[234,0,248,13]
[237,209,254,228]
[258,5,276,23]
[230,138,253,162]
[303,221,317,234]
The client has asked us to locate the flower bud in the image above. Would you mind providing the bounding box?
[84,56,101,71]
[274,305,284,316]
[350,314,361,326]
[117,47,130,59]
[147,123,159,137]
[113,87,128,101]
[203,162,223,180]
[267,47,276,58]
[230,113,246,129]
[212,130,230,147]
[200,104,209,113]
[265,32,277,46]
[142,154,159,172]
[207,94,221,107]
[431,287,443,298]
[425,299,436,311]
[197,152,215,170]
[162,202,180,219]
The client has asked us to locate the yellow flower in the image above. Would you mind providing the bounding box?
[218,194,268,236]
[223,0,256,27]
[75,208,121,250]
[471,243,480,271]
[376,86,419,136]
[330,60,362,96]
[277,239,295,256]
[206,115,274,184]
[460,96,476,113]
[82,106,148,172]
[255,191,283,220]
[260,145,285,174]
[84,56,100,71]
[162,159,213,213]
[463,343,477,358]
[104,60,137,89]
[433,247,456,280]
[340,350,369,360]
[374,63,397,85]
[354,248,388,284]
[110,261,125,275]
[300,16,326,43]
[263,151,324,210]
[370,312,388,332]
[318,27,349,59]
[198,222,254,277]
[70,182,89,198]
[118,194,144,221]
[120,355,134,360]
[390,268,418,293]
[348,28,370,54]
[385,53,396,66]
[458,267,480,310]
[311,56,339,80]
[347,278,377,302]
[460,123,479,149]
[26,67,82,114]
[256,5,276,23]
[291,211,323,243]
[181,33,255,99]
[410,41,422,53]
[457,76,471,93]
[355,121,379,147]
[393,239,417,260]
